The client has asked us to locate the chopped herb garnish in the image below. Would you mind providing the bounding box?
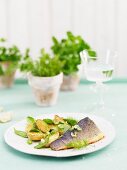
[71,125,82,131]
[71,131,77,138]
[67,140,88,149]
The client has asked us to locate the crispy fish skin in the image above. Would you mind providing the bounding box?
[50,117,104,151]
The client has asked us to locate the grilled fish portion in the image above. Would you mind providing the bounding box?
[50,117,104,151]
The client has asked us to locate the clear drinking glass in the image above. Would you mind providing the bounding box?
[80,49,117,114]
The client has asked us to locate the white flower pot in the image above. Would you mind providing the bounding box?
[0,62,15,88]
[61,73,80,91]
[28,73,63,106]
[61,64,82,91]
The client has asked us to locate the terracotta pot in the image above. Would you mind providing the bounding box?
[28,73,63,106]
[0,62,16,88]
[61,73,80,91]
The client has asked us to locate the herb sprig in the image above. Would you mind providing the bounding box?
[51,31,96,75]
[20,49,64,77]
[0,38,22,76]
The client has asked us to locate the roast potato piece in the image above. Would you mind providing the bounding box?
[36,119,49,133]
[25,123,34,133]
[53,115,65,124]
[27,132,45,141]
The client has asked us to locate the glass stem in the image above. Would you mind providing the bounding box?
[96,82,104,108]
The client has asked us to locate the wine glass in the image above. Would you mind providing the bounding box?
[80,49,117,115]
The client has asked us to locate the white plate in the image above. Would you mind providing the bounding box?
[4,113,115,157]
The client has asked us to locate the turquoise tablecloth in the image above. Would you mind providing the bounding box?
[0,79,127,170]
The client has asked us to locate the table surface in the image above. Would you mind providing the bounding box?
[0,79,127,170]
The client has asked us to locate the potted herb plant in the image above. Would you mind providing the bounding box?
[0,38,22,88]
[51,32,96,91]
[20,49,63,106]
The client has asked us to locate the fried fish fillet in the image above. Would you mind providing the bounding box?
[50,117,104,151]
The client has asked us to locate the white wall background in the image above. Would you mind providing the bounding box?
[0,0,127,77]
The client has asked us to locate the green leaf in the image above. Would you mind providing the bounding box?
[88,50,97,58]
[29,128,40,132]
[43,119,54,124]
[52,36,59,44]
[27,116,35,124]
[64,117,78,126]
[67,31,74,40]
[0,65,4,75]
[14,128,27,138]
